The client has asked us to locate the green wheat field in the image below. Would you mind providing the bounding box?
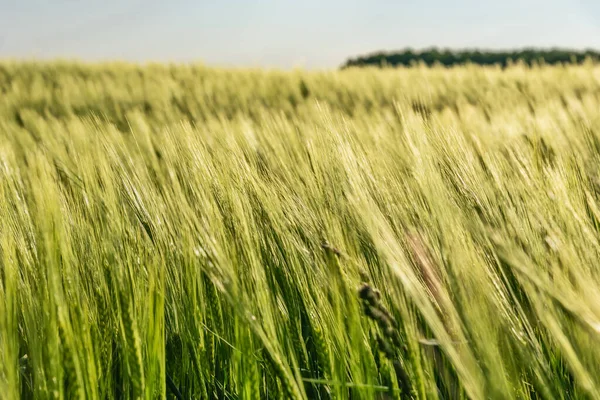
[2,61,600,399]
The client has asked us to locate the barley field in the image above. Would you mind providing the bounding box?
[1,61,600,399]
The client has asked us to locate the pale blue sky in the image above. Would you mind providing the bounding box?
[0,0,599,68]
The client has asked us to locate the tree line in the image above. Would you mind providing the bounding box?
[341,48,600,68]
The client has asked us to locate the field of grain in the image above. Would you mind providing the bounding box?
[2,61,600,399]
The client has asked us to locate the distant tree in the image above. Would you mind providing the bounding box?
[341,48,600,69]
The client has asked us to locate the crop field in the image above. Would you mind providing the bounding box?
[2,61,600,399]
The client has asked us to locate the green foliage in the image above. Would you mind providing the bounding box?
[342,47,600,68]
[1,61,600,399]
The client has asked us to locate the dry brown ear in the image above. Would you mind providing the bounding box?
[405,232,459,340]
[405,233,443,312]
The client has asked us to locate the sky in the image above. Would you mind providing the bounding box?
[0,0,599,69]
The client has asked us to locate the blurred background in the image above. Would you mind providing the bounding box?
[0,0,599,68]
